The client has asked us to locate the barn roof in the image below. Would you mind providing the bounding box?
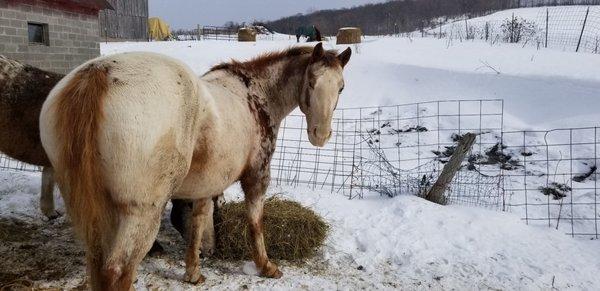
[59,0,114,10]
[8,0,114,11]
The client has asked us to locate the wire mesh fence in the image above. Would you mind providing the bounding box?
[0,156,41,172]
[271,99,598,239]
[426,5,600,54]
[1,99,598,239]
[540,6,600,52]
[503,128,600,239]
[271,99,505,206]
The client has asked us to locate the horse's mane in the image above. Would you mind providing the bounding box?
[208,46,340,77]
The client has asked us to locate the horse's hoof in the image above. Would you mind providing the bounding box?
[147,241,165,257]
[261,262,283,279]
[184,271,205,284]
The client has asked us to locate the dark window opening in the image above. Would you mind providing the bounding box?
[28,22,49,45]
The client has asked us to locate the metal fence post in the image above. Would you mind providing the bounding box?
[545,8,549,48]
[576,7,590,52]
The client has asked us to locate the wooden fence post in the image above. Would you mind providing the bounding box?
[425,133,477,205]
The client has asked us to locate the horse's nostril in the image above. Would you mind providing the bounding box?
[328,130,332,139]
[312,127,317,136]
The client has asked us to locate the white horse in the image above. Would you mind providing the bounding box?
[40,43,351,289]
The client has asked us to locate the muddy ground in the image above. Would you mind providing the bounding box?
[0,214,370,291]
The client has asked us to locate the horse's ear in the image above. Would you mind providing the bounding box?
[312,42,324,61]
[338,47,352,68]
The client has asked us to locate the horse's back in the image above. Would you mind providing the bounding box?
[41,52,202,203]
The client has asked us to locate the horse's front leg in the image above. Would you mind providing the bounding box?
[183,197,213,284]
[241,171,282,278]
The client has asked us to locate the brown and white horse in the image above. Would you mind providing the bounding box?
[40,43,351,289]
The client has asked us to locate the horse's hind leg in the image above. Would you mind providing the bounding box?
[184,198,212,284]
[101,202,166,290]
[40,167,60,219]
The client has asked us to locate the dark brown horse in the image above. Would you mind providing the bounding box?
[0,55,62,219]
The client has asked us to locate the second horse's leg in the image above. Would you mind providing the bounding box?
[40,167,60,219]
[183,198,213,284]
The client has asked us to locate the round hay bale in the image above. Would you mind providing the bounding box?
[336,27,362,45]
[214,197,328,261]
[238,28,257,42]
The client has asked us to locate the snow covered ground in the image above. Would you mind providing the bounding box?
[1,27,600,289]
[1,171,599,290]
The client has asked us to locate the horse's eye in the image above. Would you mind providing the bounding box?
[309,81,315,89]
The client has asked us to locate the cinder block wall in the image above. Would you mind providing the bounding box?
[0,1,100,74]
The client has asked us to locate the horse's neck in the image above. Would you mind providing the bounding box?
[246,58,308,126]
[205,55,308,133]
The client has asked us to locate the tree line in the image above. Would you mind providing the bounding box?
[263,0,600,36]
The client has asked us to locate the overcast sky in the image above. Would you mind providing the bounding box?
[149,0,384,29]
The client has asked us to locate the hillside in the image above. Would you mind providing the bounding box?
[264,0,600,35]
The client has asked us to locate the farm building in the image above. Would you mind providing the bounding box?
[0,0,112,74]
[98,0,148,41]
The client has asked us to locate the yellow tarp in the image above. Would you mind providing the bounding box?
[148,17,171,41]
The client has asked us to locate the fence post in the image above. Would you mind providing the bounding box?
[545,8,549,48]
[576,7,590,52]
[511,13,515,43]
[425,133,476,205]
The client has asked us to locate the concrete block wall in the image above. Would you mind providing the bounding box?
[0,1,101,74]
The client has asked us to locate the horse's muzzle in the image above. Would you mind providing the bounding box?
[308,127,332,147]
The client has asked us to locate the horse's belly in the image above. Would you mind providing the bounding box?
[173,162,244,199]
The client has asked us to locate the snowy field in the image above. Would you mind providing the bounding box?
[103,34,600,129]
[1,28,600,289]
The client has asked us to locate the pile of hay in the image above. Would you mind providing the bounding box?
[214,197,328,261]
[238,27,257,42]
[336,27,362,44]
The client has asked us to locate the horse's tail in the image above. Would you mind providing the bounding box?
[53,63,112,243]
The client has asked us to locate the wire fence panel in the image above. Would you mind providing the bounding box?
[272,99,505,206]
[1,99,598,239]
[539,6,600,52]
[427,5,600,54]
[503,128,600,239]
[0,155,41,172]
